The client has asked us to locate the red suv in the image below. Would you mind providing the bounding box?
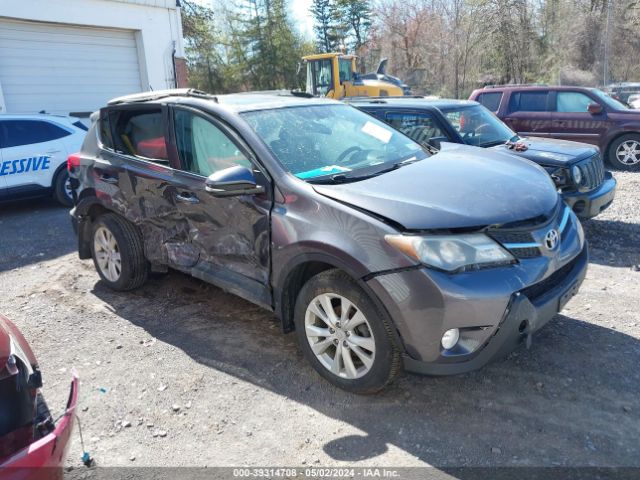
[470,85,640,171]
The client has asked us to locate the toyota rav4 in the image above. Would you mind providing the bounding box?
[69,89,588,393]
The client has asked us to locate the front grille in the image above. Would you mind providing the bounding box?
[580,154,605,191]
[520,254,579,302]
[488,230,541,259]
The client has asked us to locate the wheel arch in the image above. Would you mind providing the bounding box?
[74,194,117,259]
[274,252,407,353]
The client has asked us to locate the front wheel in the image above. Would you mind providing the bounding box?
[294,269,401,394]
[608,134,640,171]
[90,213,148,291]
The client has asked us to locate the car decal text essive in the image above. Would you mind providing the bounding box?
[0,156,51,176]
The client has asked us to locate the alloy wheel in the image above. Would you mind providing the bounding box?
[616,140,640,165]
[94,226,122,282]
[304,293,375,379]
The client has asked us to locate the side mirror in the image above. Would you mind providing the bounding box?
[427,136,447,150]
[204,166,265,197]
[588,103,603,115]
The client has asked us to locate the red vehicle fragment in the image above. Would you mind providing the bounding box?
[0,314,78,479]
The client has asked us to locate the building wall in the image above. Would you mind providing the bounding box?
[0,0,186,92]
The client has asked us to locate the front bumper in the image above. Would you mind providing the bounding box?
[562,173,616,219]
[367,243,588,376]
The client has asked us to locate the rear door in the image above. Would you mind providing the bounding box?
[168,105,273,307]
[548,90,609,146]
[502,90,551,138]
[99,105,183,268]
[0,119,71,195]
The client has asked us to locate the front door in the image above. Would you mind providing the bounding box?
[548,90,609,146]
[169,106,273,308]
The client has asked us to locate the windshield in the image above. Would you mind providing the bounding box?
[442,105,518,147]
[242,104,427,181]
[590,88,629,110]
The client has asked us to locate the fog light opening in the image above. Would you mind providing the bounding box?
[518,320,529,333]
[441,328,460,350]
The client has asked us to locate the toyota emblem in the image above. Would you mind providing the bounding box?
[544,229,560,251]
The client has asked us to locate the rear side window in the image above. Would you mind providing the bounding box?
[72,121,89,131]
[109,109,168,163]
[0,120,71,148]
[476,92,503,112]
[556,92,593,112]
[384,111,445,145]
[508,91,549,112]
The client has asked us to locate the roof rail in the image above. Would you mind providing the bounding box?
[483,83,548,89]
[344,95,428,102]
[108,88,217,105]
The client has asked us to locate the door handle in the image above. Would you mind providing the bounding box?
[45,150,61,154]
[99,174,118,184]
[175,192,200,204]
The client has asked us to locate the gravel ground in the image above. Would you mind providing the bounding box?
[0,171,638,474]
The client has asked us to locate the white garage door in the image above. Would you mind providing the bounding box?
[0,18,143,116]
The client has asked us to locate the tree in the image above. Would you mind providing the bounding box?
[181,0,226,92]
[311,0,340,52]
[335,0,371,51]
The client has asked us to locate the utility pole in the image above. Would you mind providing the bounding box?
[603,0,612,86]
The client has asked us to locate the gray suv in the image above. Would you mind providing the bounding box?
[69,89,588,393]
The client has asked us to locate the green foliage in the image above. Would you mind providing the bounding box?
[182,0,309,93]
[310,0,371,53]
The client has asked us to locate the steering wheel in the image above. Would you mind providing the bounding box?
[336,146,364,163]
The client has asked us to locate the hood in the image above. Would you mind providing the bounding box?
[489,137,597,167]
[313,144,558,230]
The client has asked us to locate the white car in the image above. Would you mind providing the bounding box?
[0,114,87,206]
[628,94,640,110]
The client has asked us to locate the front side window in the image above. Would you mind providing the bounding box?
[173,110,251,177]
[310,60,333,96]
[110,109,168,162]
[508,91,549,112]
[556,92,593,112]
[476,92,503,112]
[242,104,426,180]
[0,120,71,149]
[338,59,352,83]
[443,105,517,147]
[385,112,445,146]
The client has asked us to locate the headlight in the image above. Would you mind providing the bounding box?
[571,165,583,185]
[385,233,515,272]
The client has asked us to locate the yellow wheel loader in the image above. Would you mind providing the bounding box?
[303,53,409,99]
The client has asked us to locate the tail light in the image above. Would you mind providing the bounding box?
[67,153,81,173]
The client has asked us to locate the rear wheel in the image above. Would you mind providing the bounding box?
[53,169,73,207]
[91,213,148,291]
[294,269,401,394]
[608,134,640,171]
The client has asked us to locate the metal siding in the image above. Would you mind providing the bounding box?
[0,19,143,115]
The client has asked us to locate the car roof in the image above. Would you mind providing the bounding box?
[108,88,337,113]
[0,113,80,121]
[478,85,596,92]
[347,96,479,110]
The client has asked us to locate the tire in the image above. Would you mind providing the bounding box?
[607,134,640,171]
[90,213,148,291]
[53,168,73,207]
[294,269,401,394]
